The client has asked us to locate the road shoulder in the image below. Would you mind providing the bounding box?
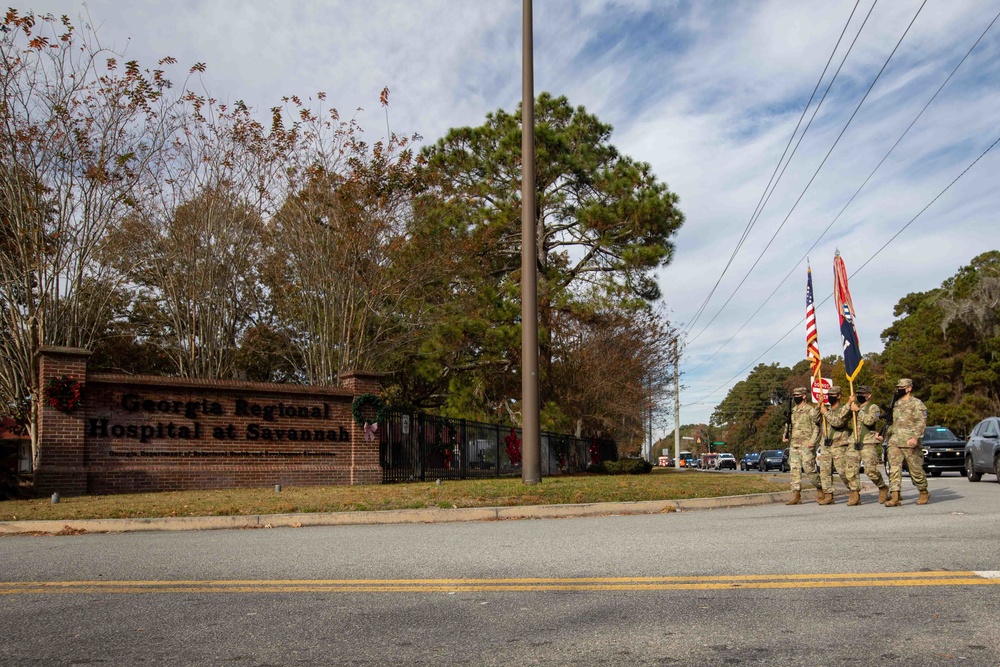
[0,486,824,535]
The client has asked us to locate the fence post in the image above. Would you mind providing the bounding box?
[496,423,501,478]
[418,412,425,482]
[459,419,467,480]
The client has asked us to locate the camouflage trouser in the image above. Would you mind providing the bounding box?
[860,443,886,488]
[817,444,836,493]
[789,446,820,491]
[819,445,858,492]
[888,445,927,492]
[840,445,862,492]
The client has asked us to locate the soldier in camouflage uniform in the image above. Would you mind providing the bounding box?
[880,378,929,507]
[850,385,889,504]
[782,387,821,505]
[818,386,860,505]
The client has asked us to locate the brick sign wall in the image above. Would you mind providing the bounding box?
[34,346,382,495]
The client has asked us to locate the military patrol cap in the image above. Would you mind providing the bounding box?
[828,385,842,395]
[857,385,872,394]
[895,378,913,388]
[792,387,808,396]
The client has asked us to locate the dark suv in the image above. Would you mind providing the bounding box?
[758,449,784,472]
[740,452,759,471]
[921,426,965,476]
[966,416,1000,483]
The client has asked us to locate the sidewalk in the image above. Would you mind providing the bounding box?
[0,483,844,535]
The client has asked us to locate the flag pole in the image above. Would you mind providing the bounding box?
[849,376,860,447]
[807,260,828,440]
[833,249,864,450]
[819,365,829,442]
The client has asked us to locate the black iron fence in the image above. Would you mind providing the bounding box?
[379,409,617,483]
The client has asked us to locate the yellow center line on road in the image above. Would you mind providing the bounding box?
[2,571,999,595]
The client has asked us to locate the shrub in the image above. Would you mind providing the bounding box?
[620,459,653,475]
[589,459,651,475]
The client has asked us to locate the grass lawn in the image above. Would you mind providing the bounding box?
[0,469,787,522]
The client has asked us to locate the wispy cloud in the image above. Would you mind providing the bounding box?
[25,0,1000,429]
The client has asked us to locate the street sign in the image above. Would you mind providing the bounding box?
[811,378,832,404]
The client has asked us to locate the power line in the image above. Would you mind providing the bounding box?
[684,124,1000,407]
[679,0,865,336]
[685,0,927,346]
[683,5,1000,375]
[852,133,1000,275]
[684,0,876,340]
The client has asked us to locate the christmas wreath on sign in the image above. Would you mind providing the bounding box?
[44,375,84,414]
[352,393,386,428]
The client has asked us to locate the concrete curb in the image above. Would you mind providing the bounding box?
[0,486,840,536]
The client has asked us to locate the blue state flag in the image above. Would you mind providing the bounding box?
[833,251,863,382]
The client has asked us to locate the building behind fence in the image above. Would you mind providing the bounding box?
[380,409,617,483]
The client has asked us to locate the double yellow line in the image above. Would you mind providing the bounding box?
[2,571,998,595]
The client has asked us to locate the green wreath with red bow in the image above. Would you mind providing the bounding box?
[44,375,84,414]
[351,393,386,427]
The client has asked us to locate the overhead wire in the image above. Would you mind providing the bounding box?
[685,0,928,348]
[682,4,1000,376]
[684,125,1000,406]
[679,0,864,337]
[684,0,876,341]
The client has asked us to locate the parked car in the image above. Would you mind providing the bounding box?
[780,448,790,472]
[966,416,1000,483]
[758,449,784,472]
[921,426,965,476]
[740,452,760,471]
[715,453,737,470]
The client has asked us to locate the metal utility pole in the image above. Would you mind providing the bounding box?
[520,0,541,484]
[647,381,653,463]
[673,337,681,465]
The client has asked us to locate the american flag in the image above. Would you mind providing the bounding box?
[806,264,821,381]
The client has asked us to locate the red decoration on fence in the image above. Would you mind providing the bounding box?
[504,428,522,465]
[589,438,601,466]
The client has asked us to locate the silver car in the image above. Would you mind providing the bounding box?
[965,416,1000,483]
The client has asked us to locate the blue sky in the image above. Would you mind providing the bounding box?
[24,0,1000,432]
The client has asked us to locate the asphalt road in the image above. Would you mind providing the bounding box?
[2,473,998,666]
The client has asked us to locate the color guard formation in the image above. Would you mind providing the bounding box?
[783,379,928,506]
[783,254,930,506]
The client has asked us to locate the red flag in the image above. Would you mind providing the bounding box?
[833,250,863,382]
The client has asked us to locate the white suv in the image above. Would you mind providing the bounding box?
[715,453,737,470]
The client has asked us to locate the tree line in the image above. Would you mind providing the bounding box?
[706,251,1000,456]
[0,11,684,466]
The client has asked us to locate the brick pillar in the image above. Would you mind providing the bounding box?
[340,371,384,485]
[34,346,92,495]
